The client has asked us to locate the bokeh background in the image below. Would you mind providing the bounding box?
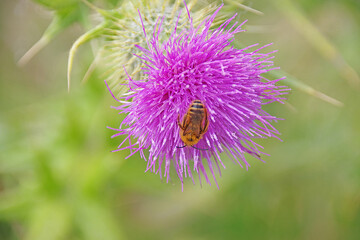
[1,0,359,239]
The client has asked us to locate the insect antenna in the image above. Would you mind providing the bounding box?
[191,146,209,151]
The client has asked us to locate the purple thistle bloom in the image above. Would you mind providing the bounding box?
[108,4,289,189]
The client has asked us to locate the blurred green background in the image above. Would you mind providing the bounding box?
[0,0,359,239]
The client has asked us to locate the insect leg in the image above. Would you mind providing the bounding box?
[182,113,191,134]
[177,114,185,130]
[176,145,186,148]
[201,107,209,134]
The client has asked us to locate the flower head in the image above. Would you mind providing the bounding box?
[109,4,289,188]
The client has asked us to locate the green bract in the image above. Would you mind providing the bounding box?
[67,0,222,95]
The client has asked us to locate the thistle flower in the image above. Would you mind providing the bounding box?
[109,4,289,188]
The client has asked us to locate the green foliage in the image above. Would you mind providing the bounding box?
[1,0,360,239]
[32,0,79,10]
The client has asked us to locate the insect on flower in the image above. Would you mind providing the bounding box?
[108,2,290,188]
[177,100,209,150]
